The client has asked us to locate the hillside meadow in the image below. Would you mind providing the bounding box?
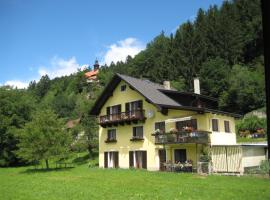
[1,164,270,200]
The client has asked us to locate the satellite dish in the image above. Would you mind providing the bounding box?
[146,110,154,118]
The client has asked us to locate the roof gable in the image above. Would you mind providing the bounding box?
[89,73,181,115]
[89,73,241,118]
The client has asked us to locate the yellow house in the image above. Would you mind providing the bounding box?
[90,74,241,171]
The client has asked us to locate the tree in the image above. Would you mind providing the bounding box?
[0,88,35,166]
[16,109,71,169]
[219,64,265,114]
[199,58,230,97]
[35,75,51,99]
[80,114,98,157]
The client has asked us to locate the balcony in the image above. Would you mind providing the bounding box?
[99,110,146,127]
[153,130,210,144]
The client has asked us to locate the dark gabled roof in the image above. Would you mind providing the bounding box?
[89,73,180,115]
[89,73,241,118]
[159,89,218,102]
[117,74,180,107]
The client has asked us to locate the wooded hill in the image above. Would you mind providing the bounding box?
[0,0,265,167]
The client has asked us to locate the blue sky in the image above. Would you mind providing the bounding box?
[0,0,223,88]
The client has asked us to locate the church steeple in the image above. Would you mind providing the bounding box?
[93,59,99,71]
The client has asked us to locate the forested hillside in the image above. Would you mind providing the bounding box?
[0,0,265,167]
[99,0,265,114]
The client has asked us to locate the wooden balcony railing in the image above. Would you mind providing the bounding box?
[99,110,145,127]
[153,130,210,144]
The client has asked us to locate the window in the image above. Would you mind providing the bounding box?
[176,119,197,131]
[107,129,116,141]
[104,151,119,168]
[125,100,143,112]
[107,105,121,121]
[224,121,230,133]
[155,122,165,133]
[129,151,147,169]
[212,119,219,131]
[120,85,126,91]
[174,149,187,163]
[132,126,143,138]
[106,105,121,115]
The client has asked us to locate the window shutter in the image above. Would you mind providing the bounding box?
[133,127,136,137]
[106,107,110,115]
[161,122,165,131]
[212,119,218,131]
[104,152,108,168]
[113,130,116,139]
[139,126,143,137]
[138,100,143,110]
[117,105,121,113]
[129,151,134,168]
[142,151,147,169]
[224,121,230,133]
[114,152,119,168]
[191,119,197,130]
[125,103,130,113]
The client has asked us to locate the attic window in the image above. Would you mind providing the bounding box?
[120,85,126,92]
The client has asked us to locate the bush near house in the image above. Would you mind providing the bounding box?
[236,115,267,139]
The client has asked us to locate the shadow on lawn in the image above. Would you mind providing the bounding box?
[21,167,74,174]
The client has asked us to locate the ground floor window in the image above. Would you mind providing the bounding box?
[104,151,119,168]
[174,149,187,163]
[129,151,147,169]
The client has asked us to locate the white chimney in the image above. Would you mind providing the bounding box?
[194,78,200,94]
[163,81,171,90]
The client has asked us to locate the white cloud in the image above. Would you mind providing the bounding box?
[38,56,87,79]
[103,37,145,65]
[1,56,88,89]
[4,80,29,89]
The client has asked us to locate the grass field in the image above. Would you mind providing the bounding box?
[237,136,266,143]
[1,164,270,200]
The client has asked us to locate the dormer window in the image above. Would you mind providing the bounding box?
[120,85,126,92]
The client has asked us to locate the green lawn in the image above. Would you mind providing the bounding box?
[237,136,266,143]
[1,165,270,200]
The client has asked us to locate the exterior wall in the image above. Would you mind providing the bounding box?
[98,80,238,170]
[207,113,237,145]
[165,144,203,164]
[242,146,266,168]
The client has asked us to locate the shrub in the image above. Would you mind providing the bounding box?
[236,115,266,137]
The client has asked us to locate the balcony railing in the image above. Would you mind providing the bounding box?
[99,110,145,127]
[153,130,210,144]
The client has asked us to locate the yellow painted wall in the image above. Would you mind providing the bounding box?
[206,113,237,145]
[165,144,203,164]
[98,80,237,170]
